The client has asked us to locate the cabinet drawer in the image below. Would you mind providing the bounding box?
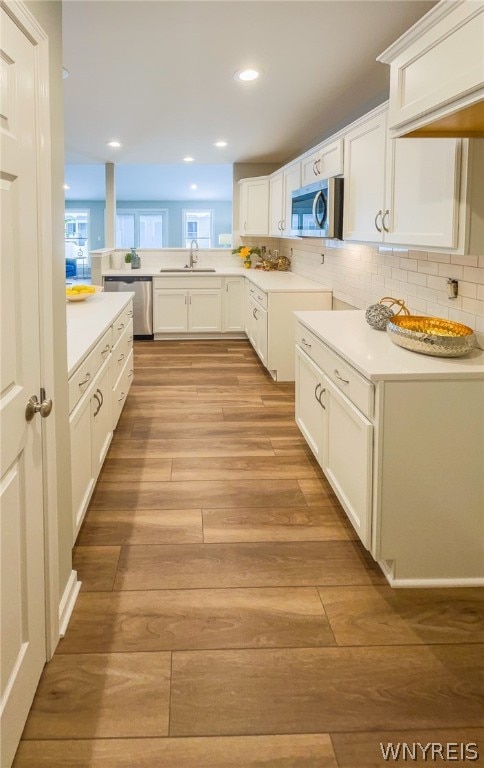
[247,283,268,309]
[112,319,133,387]
[112,349,134,428]
[68,327,112,414]
[296,323,374,419]
[112,302,134,345]
[154,276,222,289]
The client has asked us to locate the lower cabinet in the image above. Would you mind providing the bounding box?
[295,341,373,548]
[189,290,222,332]
[248,295,268,366]
[69,300,134,542]
[223,277,245,331]
[153,277,223,334]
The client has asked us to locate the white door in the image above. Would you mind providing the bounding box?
[153,289,188,332]
[295,347,325,464]
[0,9,47,766]
[189,290,222,332]
[321,376,373,548]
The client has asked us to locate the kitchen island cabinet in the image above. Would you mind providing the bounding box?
[295,310,484,587]
[67,293,134,541]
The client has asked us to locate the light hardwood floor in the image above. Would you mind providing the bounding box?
[14,341,484,767]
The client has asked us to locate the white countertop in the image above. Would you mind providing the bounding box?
[295,310,484,381]
[66,292,134,377]
[102,267,331,293]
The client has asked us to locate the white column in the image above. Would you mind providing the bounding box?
[105,162,116,248]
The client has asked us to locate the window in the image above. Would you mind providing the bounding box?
[65,209,90,278]
[116,209,166,248]
[184,210,212,248]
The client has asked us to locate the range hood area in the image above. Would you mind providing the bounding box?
[378,0,484,139]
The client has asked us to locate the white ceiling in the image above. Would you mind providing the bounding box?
[63,0,436,199]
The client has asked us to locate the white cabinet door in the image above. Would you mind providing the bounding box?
[295,346,325,464]
[223,277,245,332]
[321,375,373,548]
[269,172,284,236]
[282,162,301,236]
[189,290,222,332]
[239,178,269,235]
[386,137,460,248]
[249,297,268,365]
[301,149,321,186]
[91,360,112,478]
[319,139,344,178]
[343,111,387,242]
[70,395,94,539]
[153,289,188,332]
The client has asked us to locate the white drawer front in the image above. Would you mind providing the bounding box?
[296,322,373,419]
[112,348,134,428]
[154,276,222,289]
[113,302,134,345]
[68,327,112,413]
[247,282,268,309]
[112,319,134,388]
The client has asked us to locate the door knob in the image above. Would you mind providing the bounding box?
[25,392,53,422]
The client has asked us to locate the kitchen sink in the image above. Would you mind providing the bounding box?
[159,268,216,273]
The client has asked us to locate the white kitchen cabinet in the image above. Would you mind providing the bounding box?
[90,358,112,478]
[153,276,223,335]
[70,390,94,538]
[245,278,332,381]
[295,332,372,547]
[223,277,245,332]
[269,162,301,237]
[378,1,484,138]
[343,105,462,249]
[301,139,344,185]
[295,311,484,586]
[239,176,269,235]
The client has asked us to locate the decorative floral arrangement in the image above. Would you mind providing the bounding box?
[232,245,262,269]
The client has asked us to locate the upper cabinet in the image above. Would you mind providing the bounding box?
[239,177,269,236]
[300,139,344,185]
[343,105,482,252]
[269,161,301,237]
[378,0,484,138]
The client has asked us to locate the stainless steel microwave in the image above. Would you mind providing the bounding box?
[291,177,344,238]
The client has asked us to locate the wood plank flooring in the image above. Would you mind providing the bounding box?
[14,340,484,768]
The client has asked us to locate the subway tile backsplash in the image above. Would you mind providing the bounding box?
[259,238,484,348]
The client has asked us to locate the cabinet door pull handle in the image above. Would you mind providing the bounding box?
[92,392,101,417]
[281,219,285,231]
[117,323,125,331]
[225,284,228,292]
[128,370,133,378]
[101,344,110,357]
[97,388,104,407]
[314,383,322,401]
[382,209,390,233]
[78,372,91,388]
[128,336,133,343]
[127,310,133,317]
[334,369,350,384]
[118,392,126,402]
[316,158,321,175]
[374,210,383,233]
[301,338,312,349]
[318,387,326,409]
[185,295,187,304]
[118,353,125,363]
[253,307,258,319]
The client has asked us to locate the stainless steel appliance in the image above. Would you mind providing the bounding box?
[291,177,344,238]
[103,275,153,339]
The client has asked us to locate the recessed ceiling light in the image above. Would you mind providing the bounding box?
[183,156,194,162]
[62,67,69,79]
[214,141,227,148]
[190,184,198,190]
[235,69,261,82]
[106,140,122,148]
[63,184,70,190]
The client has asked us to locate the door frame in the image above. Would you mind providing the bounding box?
[3,0,61,659]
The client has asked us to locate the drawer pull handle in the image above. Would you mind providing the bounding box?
[117,323,125,331]
[257,295,264,302]
[101,344,110,357]
[128,336,133,343]
[118,353,125,363]
[128,370,133,378]
[118,392,126,402]
[127,310,133,317]
[78,373,91,388]
[334,369,350,384]
[301,338,312,349]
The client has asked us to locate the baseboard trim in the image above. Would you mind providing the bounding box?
[58,570,81,637]
[379,562,484,588]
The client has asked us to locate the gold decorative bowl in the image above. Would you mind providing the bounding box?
[387,316,477,357]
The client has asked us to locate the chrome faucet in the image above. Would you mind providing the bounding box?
[187,238,198,268]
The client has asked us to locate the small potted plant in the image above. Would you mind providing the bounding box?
[124,251,132,269]
[232,245,261,269]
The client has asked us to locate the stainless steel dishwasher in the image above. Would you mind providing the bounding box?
[103,275,153,339]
